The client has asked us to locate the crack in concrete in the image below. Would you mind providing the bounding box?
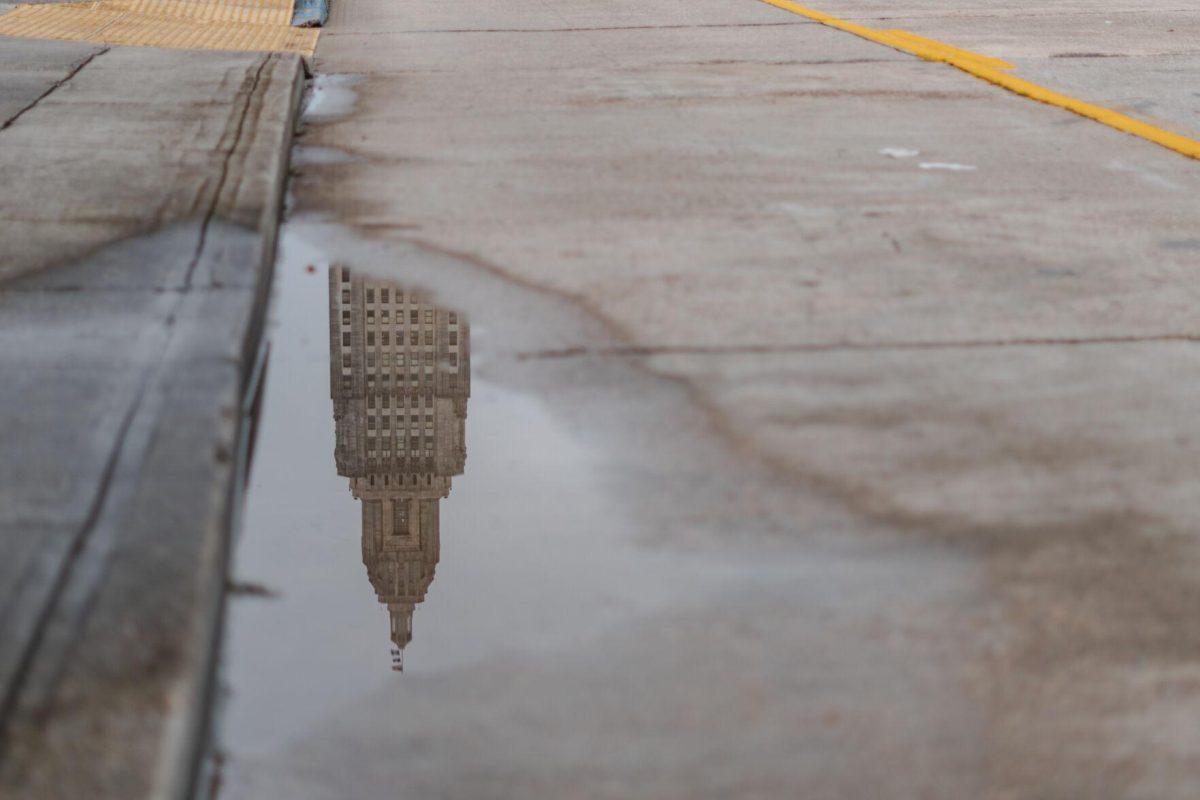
[333,20,815,36]
[1050,52,1127,60]
[0,47,109,133]
[185,54,272,291]
[516,333,1200,360]
[0,326,152,740]
[678,57,898,66]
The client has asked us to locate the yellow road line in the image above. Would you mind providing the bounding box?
[759,0,1200,161]
[881,29,1016,72]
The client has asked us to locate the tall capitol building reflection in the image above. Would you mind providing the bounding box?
[328,267,470,671]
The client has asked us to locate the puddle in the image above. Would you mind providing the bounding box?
[291,145,357,166]
[303,74,360,121]
[210,221,984,799]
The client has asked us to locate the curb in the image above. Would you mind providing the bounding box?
[159,52,307,800]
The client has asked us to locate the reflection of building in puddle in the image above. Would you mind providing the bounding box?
[328,267,470,671]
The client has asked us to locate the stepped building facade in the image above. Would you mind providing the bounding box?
[328,266,470,670]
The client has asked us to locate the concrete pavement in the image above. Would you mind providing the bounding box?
[0,45,302,798]
[248,0,1200,796]
[0,0,1196,797]
[800,1,1200,140]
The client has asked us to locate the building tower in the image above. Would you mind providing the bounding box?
[328,266,470,670]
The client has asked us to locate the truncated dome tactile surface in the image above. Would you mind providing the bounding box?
[0,0,318,55]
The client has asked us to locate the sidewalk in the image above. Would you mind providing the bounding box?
[0,44,302,798]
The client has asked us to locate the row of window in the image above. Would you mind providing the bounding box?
[367,417,434,431]
[362,356,459,371]
[355,329,439,346]
[367,400,435,413]
[362,310,450,329]
[365,353,439,370]
[366,450,436,460]
[339,308,460,330]
[357,287,460,321]
[335,275,460,312]
[367,429,434,440]
[369,376,431,386]
[359,331,462,349]
[343,352,452,375]
[349,373,461,388]
[365,394,436,408]
[367,424,434,439]
[364,473,439,487]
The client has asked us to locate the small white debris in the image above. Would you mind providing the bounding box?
[918,162,977,171]
[879,147,920,159]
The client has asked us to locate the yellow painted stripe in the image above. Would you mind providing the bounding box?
[759,0,1200,161]
[881,30,1015,72]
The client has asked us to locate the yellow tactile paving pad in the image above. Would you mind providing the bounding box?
[0,0,318,55]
